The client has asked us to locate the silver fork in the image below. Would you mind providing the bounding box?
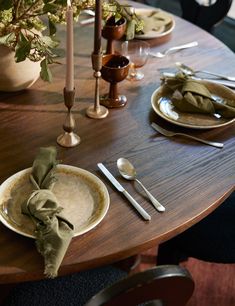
[149,41,198,58]
[151,122,224,148]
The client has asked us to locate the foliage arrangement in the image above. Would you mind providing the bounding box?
[0,0,144,82]
[102,0,144,39]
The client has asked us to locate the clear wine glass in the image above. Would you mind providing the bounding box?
[121,40,150,81]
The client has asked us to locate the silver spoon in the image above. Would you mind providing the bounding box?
[176,62,235,82]
[149,41,198,58]
[117,158,165,212]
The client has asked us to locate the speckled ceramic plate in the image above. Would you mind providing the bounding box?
[151,81,235,129]
[134,8,175,40]
[0,165,110,238]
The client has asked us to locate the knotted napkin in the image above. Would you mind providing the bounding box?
[162,73,235,118]
[21,147,74,278]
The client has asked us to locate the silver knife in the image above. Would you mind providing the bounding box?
[97,163,151,221]
[162,72,235,89]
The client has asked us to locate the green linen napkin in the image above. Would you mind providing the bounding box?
[162,73,235,118]
[22,147,74,278]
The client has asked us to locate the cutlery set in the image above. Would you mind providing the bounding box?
[162,72,235,89]
[117,158,165,212]
[149,40,235,85]
[98,160,165,221]
[98,121,225,220]
[175,62,235,82]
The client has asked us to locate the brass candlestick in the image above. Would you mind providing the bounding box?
[86,52,109,119]
[57,88,81,147]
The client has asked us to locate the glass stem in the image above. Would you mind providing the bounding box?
[129,62,137,77]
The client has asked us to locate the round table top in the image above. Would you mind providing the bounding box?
[0,1,234,284]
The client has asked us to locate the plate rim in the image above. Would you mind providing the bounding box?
[151,84,235,129]
[0,165,110,239]
[134,8,175,40]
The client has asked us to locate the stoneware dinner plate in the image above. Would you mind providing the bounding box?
[134,8,175,40]
[151,81,235,129]
[0,165,110,238]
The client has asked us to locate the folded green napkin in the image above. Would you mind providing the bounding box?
[22,147,74,278]
[162,73,235,118]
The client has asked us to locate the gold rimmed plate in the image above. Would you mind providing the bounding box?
[134,8,175,40]
[0,165,110,238]
[151,81,235,129]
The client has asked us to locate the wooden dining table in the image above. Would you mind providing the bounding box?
[0,0,234,289]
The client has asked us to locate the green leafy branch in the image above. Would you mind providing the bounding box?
[102,0,144,40]
[0,28,59,82]
[0,0,69,81]
[0,0,144,82]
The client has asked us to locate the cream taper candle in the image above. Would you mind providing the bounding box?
[65,0,74,91]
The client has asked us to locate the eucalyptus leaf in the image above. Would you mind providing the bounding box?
[126,19,136,40]
[0,32,15,45]
[40,59,52,82]
[48,19,57,36]
[40,36,59,48]
[15,33,31,62]
[114,13,122,23]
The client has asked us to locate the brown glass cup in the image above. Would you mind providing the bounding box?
[102,17,126,54]
[100,54,130,108]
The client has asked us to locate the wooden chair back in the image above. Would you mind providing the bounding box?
[85,265,195,306]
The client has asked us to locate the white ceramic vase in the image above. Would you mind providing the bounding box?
[0,45,41,92]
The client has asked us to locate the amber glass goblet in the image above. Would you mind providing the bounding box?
[121,40,150,80]
[100,54,130,108]
[102,17,126,54]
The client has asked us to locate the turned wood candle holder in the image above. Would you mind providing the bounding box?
[100,54,129,108]
[102,17,126,54]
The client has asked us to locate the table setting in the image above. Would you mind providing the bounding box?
[151,71,235,131]
[133,8,175,40]
[0,0,234,287]
[0,147,109,278]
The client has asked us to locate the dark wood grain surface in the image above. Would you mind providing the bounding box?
[0,1,234,284]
